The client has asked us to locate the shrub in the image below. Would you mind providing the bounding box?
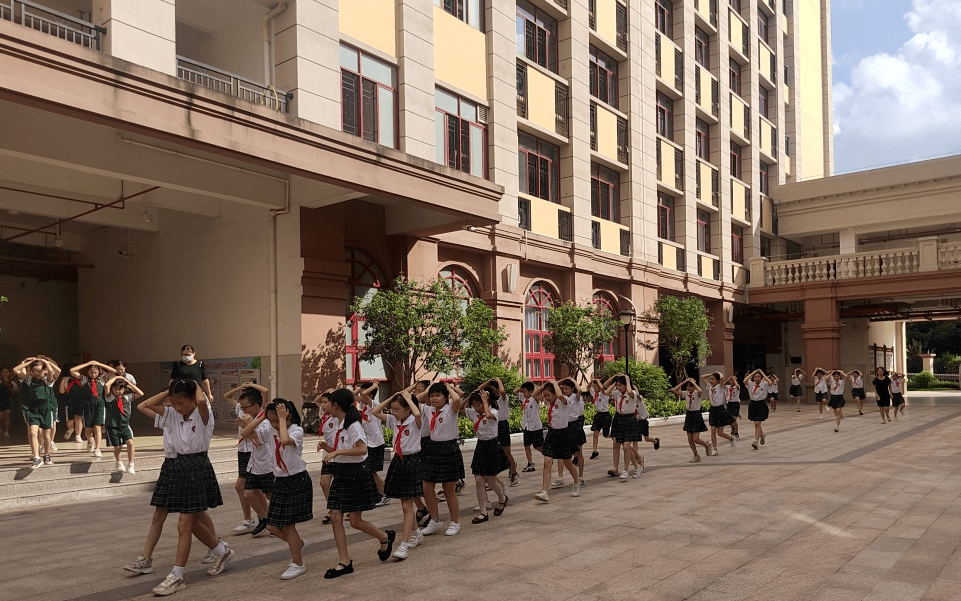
[909,370,955,389]
[461,363,525,396]
[601,359,682,417]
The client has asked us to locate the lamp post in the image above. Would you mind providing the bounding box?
[618,309,636,377]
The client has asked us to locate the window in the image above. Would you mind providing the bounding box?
[592,293,618,374]
[730,0,741,11]
[656,92,673,140]
[340,45,397,148]
[730,141,742,180]
[697,210,711,252]
[696,118,710,160]
[759,162,770,195]
[760,236,771,259]
[729,58,741,96]
[345,248,388,384]
[655,0,673,37]
[759,85,769,118]
[657,193,675,241]
[525,283,555,382]
[731,224,744,264]
[695,27,709,68]
[435,88,487,178]
[590,46,618,106]
[518,131,560,202]
[516,0,557,72]
[758,13,769,44]
[434,0,483,30]
[591,163,620,221]
[440,265,477,301]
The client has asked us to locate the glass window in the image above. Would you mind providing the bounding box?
[760,162,770,195]
[730,141,742,180]
[340,45,397,148]
[525,283,555,382]
[758,13,769,44]
[591,163,620,222]
[656,92,673,140]
[516,0,558,72]
[732,224,744,264]
[695,27,709,69]
[345,248,388,384]
[759,85,770,119]
[655,0,673,37]
[435,0,483,30]
[590,46,619,107]
[696,118,710,160]
[657,192,675,241]
[697,210,711,252]
[729,58,742,96]
[435,88,487,179]
[518,132,560,202]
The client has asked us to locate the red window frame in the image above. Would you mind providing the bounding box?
[518,131,560,202]
[345,248,388,385]
[658,192,675,241]
[732,224,744,264]
[525,283,555,383]
[592,292,618,375]
[758,14,769,44]
[656,92,673,140]
[591,163,620,222]
[517,0,558,72]
[696,118,710,160]
[655,0,673,37]
[759,85,770,119]
[695,27,710,68]
[730,141,742,180]
[438,266,478,382]
[589,46,618,107]
[697,209,711,252]
[437,0,484,30]
[729,58,742,97]
[436,91,487,178]
[341,47,397,149]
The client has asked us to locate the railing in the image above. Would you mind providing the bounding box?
[675,49,684,89]
[655,35,661,77]
[516,63,528,119]
[558,210,573,242]
[620,229,630,256]
[939,243,961,269]
[555,82,569,137]
[711,79,719,116]
[518,198,532,231]
[616,116,629,164]
[1,0,105,50]
[591,221,601,249]
[674,147,684,190]
[177,56,292,113]
[764,249,921,286]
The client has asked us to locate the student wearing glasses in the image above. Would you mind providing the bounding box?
[224,382,272,537]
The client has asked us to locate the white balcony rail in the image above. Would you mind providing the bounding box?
[937,243,961,270]
[763,249,920,286]
[176,56,292,113]
[0,0,105,50]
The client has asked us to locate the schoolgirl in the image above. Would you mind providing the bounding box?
[872,368,892,424]
[724,376,741,439]
[630,392,650,478]
[231,383,272,537]
[812,368,829,417]
[556,378,585,488]
[462,388,510,524]
[104,375,144,474]
[827,370,848,432]
[890,372,907,420]
[56,363,79,443]
[411,379,432,527]
[533,381,579,501]
[321,388,395,579]
[356,382,389,507]
[789,369,806,412]
[137,380,232,596]
[14,356,60,468]
[744,369,771,449]
[849,370,866,416]
[416,382,465,536]
[588,379,612,460]
[224,383,261,535]
[516,382,543,472]
[372,391,423,559]
[70,360,117,458]
[316,391,339,525]
[484,377,519,486]
[768,374,779,411]
[605,374,642,478]
[671,378,711,462]
[701,372,734,454]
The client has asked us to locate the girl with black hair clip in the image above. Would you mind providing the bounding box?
[533,381,579,502]
[724,375,741,440]
[789,369,806,412]
[320,388,395,579]
[554,378,585,488]
[828,370,849,432]
[744,369,772,449]
[355,382,389,507]
[462,387,510,524]
[672,378,711,463]
[701,372,734,454]
[849,370,866,416]
[602,374,642,479]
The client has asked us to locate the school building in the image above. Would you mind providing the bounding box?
[1,0,951,407]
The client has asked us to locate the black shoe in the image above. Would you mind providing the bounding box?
[653,438,660,451]
[454,479,465,494]
[251,519,267,537]
[572,456,579,466]
[377,530,396,561]
[521,463,535,473]
[589,451,599,460]
[324,561,354,579]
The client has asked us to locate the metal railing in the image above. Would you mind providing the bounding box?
[176,56,292,113]
[1,0,105,50]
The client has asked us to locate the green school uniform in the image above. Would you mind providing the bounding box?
[22,376,57,429]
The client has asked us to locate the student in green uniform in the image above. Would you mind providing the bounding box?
[13,356,61,468]
[104,375,144,474]
[70,360,116,458]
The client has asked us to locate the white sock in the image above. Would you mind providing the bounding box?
[213,542,227,555]
[172,566,185,579]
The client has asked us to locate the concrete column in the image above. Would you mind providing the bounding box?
[748,256,766,286]
[486,253,525,369]
[801,296,840,370]
[559,0,592,248]
[404,238,439,281]
[839,228,856,254]
[706,300,734,376]
[918,235,939,272]
[93,0,176,76]
[486,0,519,223]
[397,0,436,161]
[920,353,936,374]
[628,282,659,364]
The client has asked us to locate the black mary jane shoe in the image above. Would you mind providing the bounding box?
[324,561,354,579]
[377,530,396,561]
[471,513,489,524]
[493,497,508,517]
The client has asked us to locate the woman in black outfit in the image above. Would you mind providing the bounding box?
[170,345,214,401]
[872,367,892,424]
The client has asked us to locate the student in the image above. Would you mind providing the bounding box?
[533,381,579,501]
[412,379,433,527]
[890,371,907,420]
[320,388,395,579]
[588,379,612,460]
[229,383,272,537]
[372,391,423,560]
[812,368,829,417]
[70,360,117,458]
[416,382,465,537]
[827,370,849,432]
[849,370,866,416]
[137,380,232,596]
[315,391,338,525]
[631,392,650,477]
[242,399,312,580]
[768,374,779,411]
[672,378,711,462]
[14,357,60,468]
[701,372,734,454]
[789,369,806,412]
[555,378,585,488]
[462,388,510,524]
[724,376,741,440]
[57,364,80,443]
[515,382,543,472]
[224,383,259,535]
[873,368,892,424]
[108,359,138,386]
[0,367,19,437]
[483,378,519,487]
[604,374,641,478]
[356,382,390,507]
[744,369,772,449]
[104,375,144,474]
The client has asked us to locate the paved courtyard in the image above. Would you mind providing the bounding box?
[4,395,961,601]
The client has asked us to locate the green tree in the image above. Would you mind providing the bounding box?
[544,301,619,384]
[458,298,507,374]
[644,295,712,383]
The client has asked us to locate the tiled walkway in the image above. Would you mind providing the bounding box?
[3,395,960,601]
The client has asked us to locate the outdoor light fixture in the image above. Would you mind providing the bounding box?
[618,309,636,374]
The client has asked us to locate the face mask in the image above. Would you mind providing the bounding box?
[182,354,194,362]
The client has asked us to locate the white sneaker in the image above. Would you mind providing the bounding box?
[392,542,409,560]
[632,468,642,478]
[123,555,154,574]
[421,519,445,536]
[280,563,306,580]
[206,545,234,575]
[550,478,565,489]
[534,490,550,502]
[202,548,217,564]
[375,496,391,507]
[444,522,461,536]
[116,461,125,472]
[93,449,102,458]
[50,442,58,451]
[152,574,185,596]
[408,529,423,548]
[86,441,93,452]
[571,485,580,497]
[127,463,136,475]
[232,520,257,534]
[74,435,82,443]
[619,471,629,480]
[64,429,74,441]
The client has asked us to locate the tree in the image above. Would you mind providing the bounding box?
[458,298,507,375]
[544,301,619,384]
[643,295,712,383]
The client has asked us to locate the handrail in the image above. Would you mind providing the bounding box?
[764,249,921,285]
[1,0,105,50]
[176,56,292,113]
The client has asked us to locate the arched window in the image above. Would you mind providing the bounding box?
[525,282,556,382]
[592,292,618,376]
[346,248,388,384]
[439,265,477,304]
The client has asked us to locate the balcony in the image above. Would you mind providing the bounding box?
[176,56,292,113]
[731,178,750,222]
[1,0,104,50]
[519,193,573,242]
[759,248,924,286]
[516,61,570,137]
[658,240,686,271]
[730,93,750,142]
[590,102,628,164]
[655,34,683,93]
[694,66,718,118]
[592,218,630,255]
[696,252,720,280]
[695,160,719,207]
[694,0,718,28]
[656,138,684,191]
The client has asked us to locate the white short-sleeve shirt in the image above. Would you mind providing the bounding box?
[465,407,499,441]
[360,404,385,447]
[271,424,307,476]
[520,395,542,431]
[546,398,568,429]
[613,389,637,415]
[156,405,215,455]
[154,413,176,459]
[891,376,903,393]
[634,396,650,420]
[748,380,769,401]
[813,374,828,393]
[791,375,802,386]
[425,403,459,442]
[236,404,253,453]
[852,375,864,389]
[386,414,421,456]
[320,413,340,447]
[681,389,702,412]
[331,421,368,463]
[708,384,726,407]
[592,391,610,412]
[567,393,584,422]
[830,377,845,396]
[495,395,511,422]
[248,420,276,476]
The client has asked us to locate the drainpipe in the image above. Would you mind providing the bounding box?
[263,3,288,86]
[269,181,291,398]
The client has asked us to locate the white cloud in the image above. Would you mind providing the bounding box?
[833,0,961,172]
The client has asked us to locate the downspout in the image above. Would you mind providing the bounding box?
[263,3,288,86]
[269,180,291,398]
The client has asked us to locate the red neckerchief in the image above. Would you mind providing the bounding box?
[473,414,485,435]
[332,428,342,452]
[320,413,331,430]
[430,407,442,432]
[274,435,289,475]
[117,394,127,416]
[752,383,761,395]
[522,397,531,412]
[360,406,369,422]
[90,380,98,397]
[394,424,406,459]
[592,391,600,406]
[547,401,555,425]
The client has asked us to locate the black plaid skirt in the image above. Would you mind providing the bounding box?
[789,385,803,397]
[471,438,510,476]
[150,453,223,514]
[497,420,512,447]
[892,393,905,406]
[683,410,708,433]
[851,388,866,400]
[637,418,649,438]
[327,462,381,513]
[827,395,845,409]
[708,405,735,428]
[422,439,465,483]
[266,471,313,526]
[541,427,573,460]
[590,411,612,436]
[384,452,423,499]
[748,400,770,422]
[568,416,587,447]
[614,413,641,443]
[244,471,275,494]
[237,451,251,478]
[727,401,741,418]
[365,445,386,473]
[610,413,625,441]
[523,428,544,448]
[420,436,432,454]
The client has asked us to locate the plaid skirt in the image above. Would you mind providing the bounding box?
[614,413,641,443]
[708,405,735,428]
[541,427,573,460]
[748,400,770,422]
[384,452,423,499]
[637,418,650,438]
[683,410,708,433]
[523,428,544,448]
[851,388,866,400]
[827,395,845,409]
[591,411,612,436]
[471,438,510,476]
[568,416,587,447]
[244,471,275,494]
[610,413,626,441]
[327,462,381,513]
[150,453,223,514]
[727,401,741,419]
[320,462,334,476]
[892,393,905,406]
[365,445,386,473]
[789,385,803,397]
[421,439,465,484]
[420,436,432,454]
[497,420,512,447]
[237,451,251,478]
[266,471,313,526]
